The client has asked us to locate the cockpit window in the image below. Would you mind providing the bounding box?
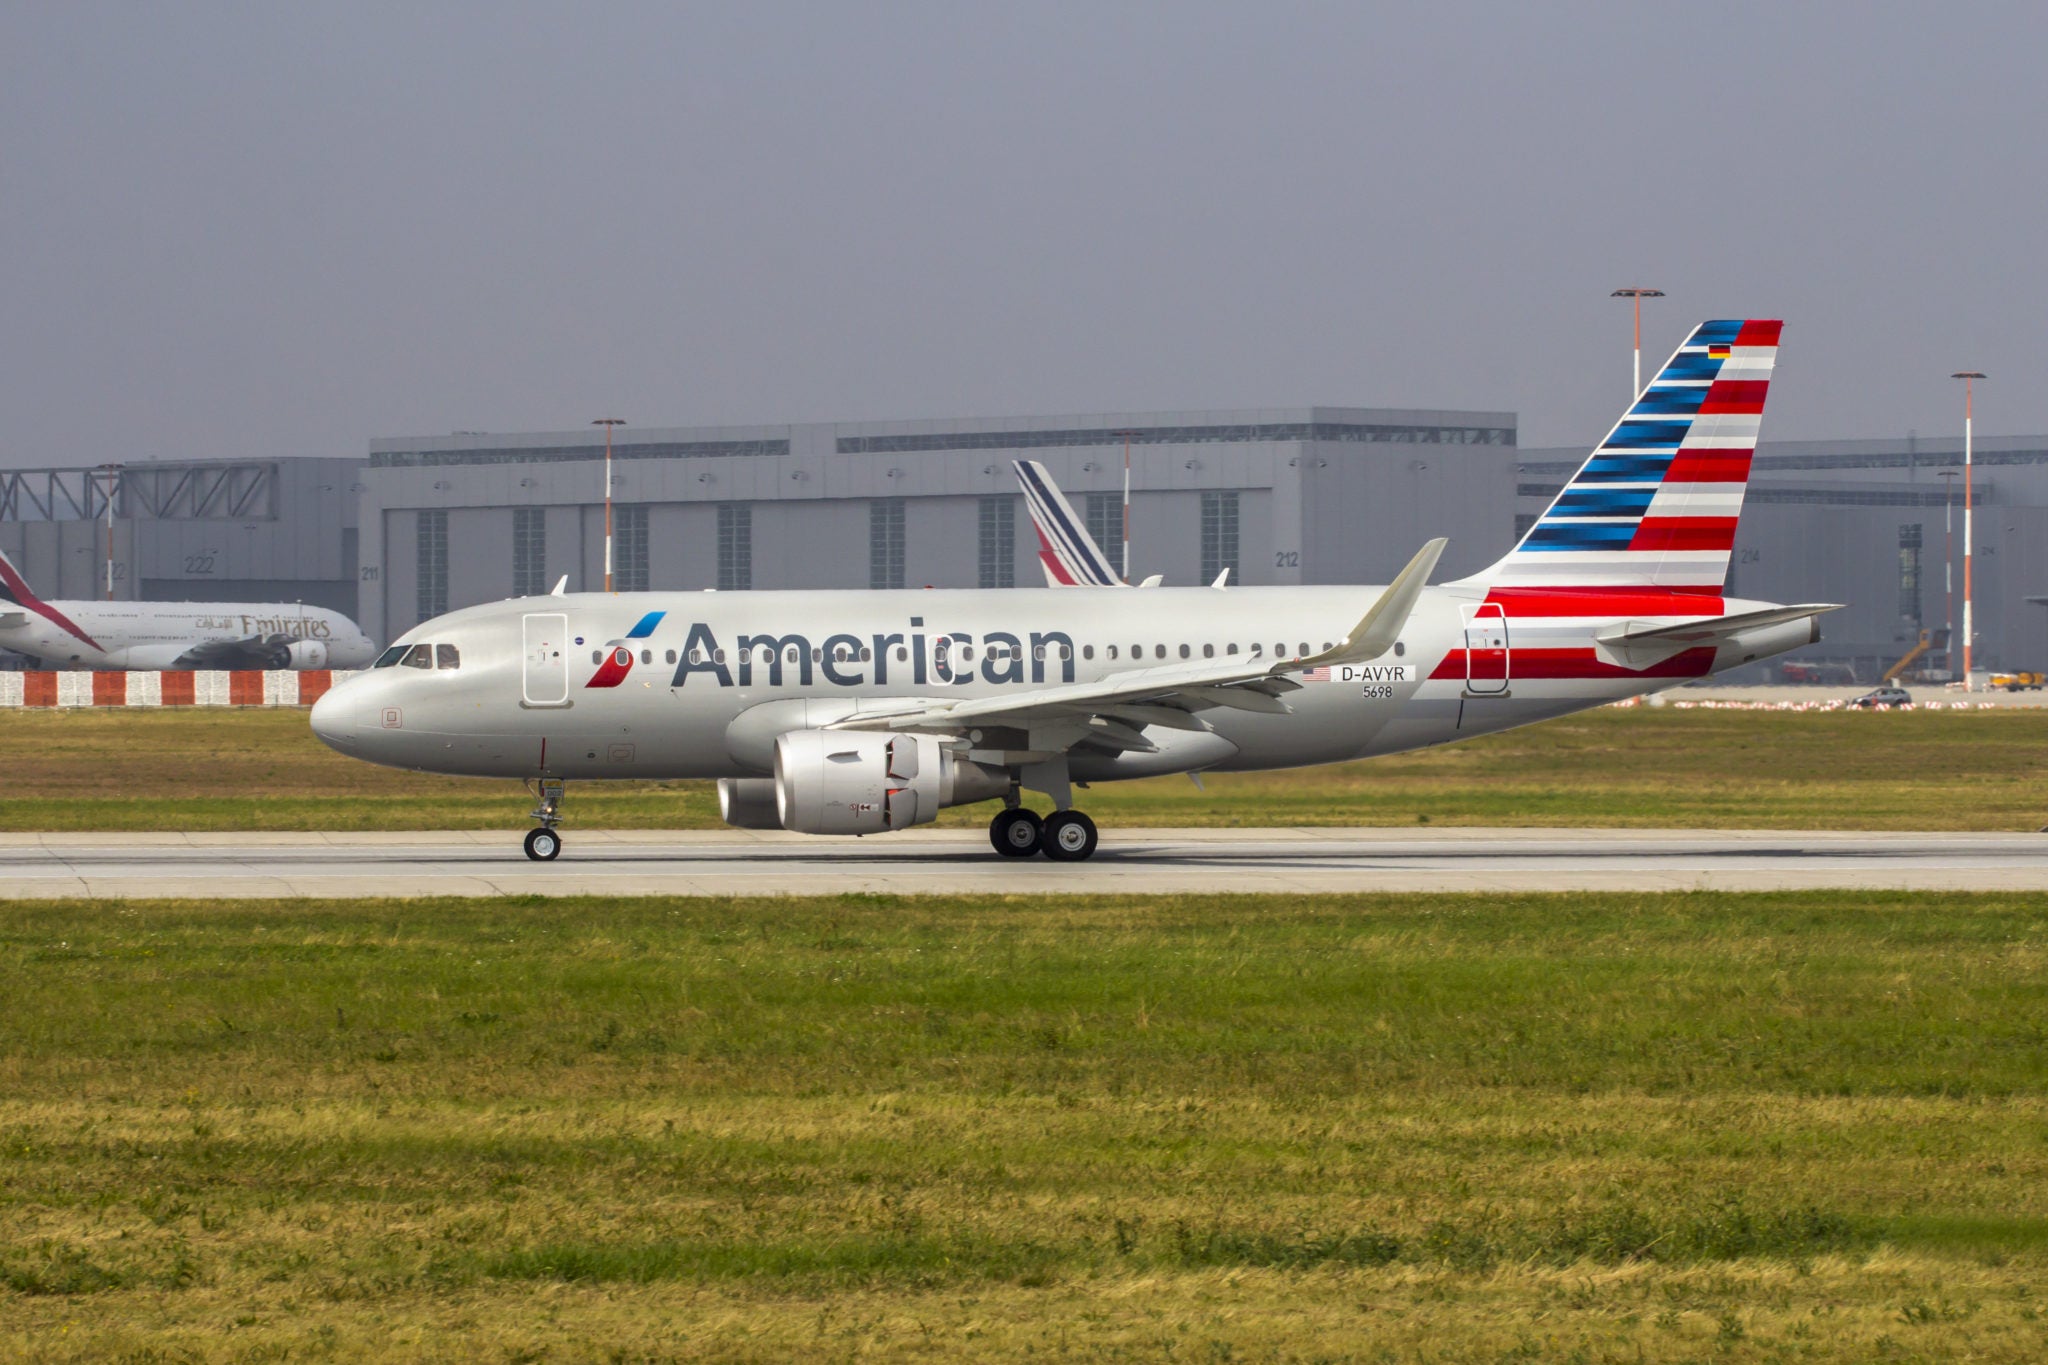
[373,645,408,668]
[435,644,461,670]
[400,643,433,669]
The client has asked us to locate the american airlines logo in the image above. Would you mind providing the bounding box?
[585,612,1079,690]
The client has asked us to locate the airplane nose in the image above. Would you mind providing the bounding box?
[309,685,358,753]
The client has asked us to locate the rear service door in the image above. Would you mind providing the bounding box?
[522,612,570,706]
[1462,602,1509,694]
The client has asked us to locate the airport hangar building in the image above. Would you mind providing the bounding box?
[4,409,2046,682]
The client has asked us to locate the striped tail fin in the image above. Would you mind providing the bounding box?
[1471,319,1780,593]
[1014,460,1125,586]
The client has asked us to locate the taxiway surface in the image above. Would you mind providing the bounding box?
[2,828,2044,897]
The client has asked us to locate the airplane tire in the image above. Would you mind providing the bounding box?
[990,808,1043,858]
[524,827,562,861]
[1041,810,1098,862]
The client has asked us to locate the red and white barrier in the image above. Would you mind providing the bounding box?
[0,670,356,708]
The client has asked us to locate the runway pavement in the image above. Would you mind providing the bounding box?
[3,827,2046,897]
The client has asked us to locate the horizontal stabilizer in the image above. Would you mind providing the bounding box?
[1593,603,1842,669]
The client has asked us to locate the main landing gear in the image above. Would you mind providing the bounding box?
[524,778,564,861]
[988,806,1099,861]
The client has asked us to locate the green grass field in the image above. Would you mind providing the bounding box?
[4,890,2048,1361]
[4,704,2046,830]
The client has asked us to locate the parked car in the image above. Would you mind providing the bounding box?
[1850,686,1913,709]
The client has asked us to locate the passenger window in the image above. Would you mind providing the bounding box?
[787,647,800,664]
[1034,645,1045,661]
[401,643,433,669]
[1179,644,1191,659]
[1107,645,1119,660]
[614,647,632,667]
[1203,644,1214,658]
[1155,644,1166,660]
[592,649,603,665]
[860,647,872,662]
[1249,643,1261,656]
[373,645,407,668]
[435,644,461,669]
[961,645,974,661]
[1082,645,1094,660]
[1226,643,1237,655]
[665,649,677,665]
[811,648,821,663]
[895,647,908,662]
[1394,641,1406,657]
[640,649,652,665]
[713,649,726,664]
[1299,643,1311,656]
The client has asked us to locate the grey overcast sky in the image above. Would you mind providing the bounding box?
[2,2,2044,469]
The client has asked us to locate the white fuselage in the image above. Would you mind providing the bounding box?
[309,584,1812,783]
[0,600,377,671]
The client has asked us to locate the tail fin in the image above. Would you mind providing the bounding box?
[0,544,102,650]
[1013,460,1125,587]
[1468,319,1781,593]
[0,544,50,611]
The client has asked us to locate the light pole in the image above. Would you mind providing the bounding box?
[1112,429,1139,583]
[1937,468,1960,677]
[96,463,120,600]
[1611,288,1665,398]
[593,418,625,593]
[1951,373,1985,689]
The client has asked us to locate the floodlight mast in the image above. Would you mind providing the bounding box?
[97,463,120,600]
[1951,373,1985,689]
[1611,288,1665,398]
[1112,429,1140,583]
[593,418,626,593]
[1937,468,1960,677]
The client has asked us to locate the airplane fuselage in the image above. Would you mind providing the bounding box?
[0,600,377,671]
[311,583,1813,783]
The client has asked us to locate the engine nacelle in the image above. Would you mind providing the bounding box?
[717,778,783,830]
[281,638,329,669]
[772,730,1006,835]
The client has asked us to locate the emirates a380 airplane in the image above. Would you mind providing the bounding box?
[0,547,376,670]
[312,319,1836,862]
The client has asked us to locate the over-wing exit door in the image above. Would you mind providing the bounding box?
[1462,602,1509,694]
[522,613,569,706]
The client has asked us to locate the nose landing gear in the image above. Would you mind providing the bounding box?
[524,778,565,861]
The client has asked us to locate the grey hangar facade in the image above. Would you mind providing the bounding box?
[4,406,2046,683]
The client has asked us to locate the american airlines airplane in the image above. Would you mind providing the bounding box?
[311,319,1836,862]
[0,547,376,670]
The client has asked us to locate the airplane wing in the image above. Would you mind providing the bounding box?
[1592,603,1843,669]
[830,538,1446,752]
[171,634,297,670]
[1014,460,1128,587]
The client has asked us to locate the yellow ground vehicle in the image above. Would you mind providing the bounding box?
[1989,671,2045,691]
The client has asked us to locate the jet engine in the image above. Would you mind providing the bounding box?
[769,730,1007,836]
[280,638,327,671]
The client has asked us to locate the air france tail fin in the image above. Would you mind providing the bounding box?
[1465,319,1781,593]
[1013,460,1125,586]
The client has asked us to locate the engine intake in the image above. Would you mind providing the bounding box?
[279,638,329,669]
[770,730,1005,835]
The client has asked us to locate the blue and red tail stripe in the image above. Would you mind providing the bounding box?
[1464,318,1780,593]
